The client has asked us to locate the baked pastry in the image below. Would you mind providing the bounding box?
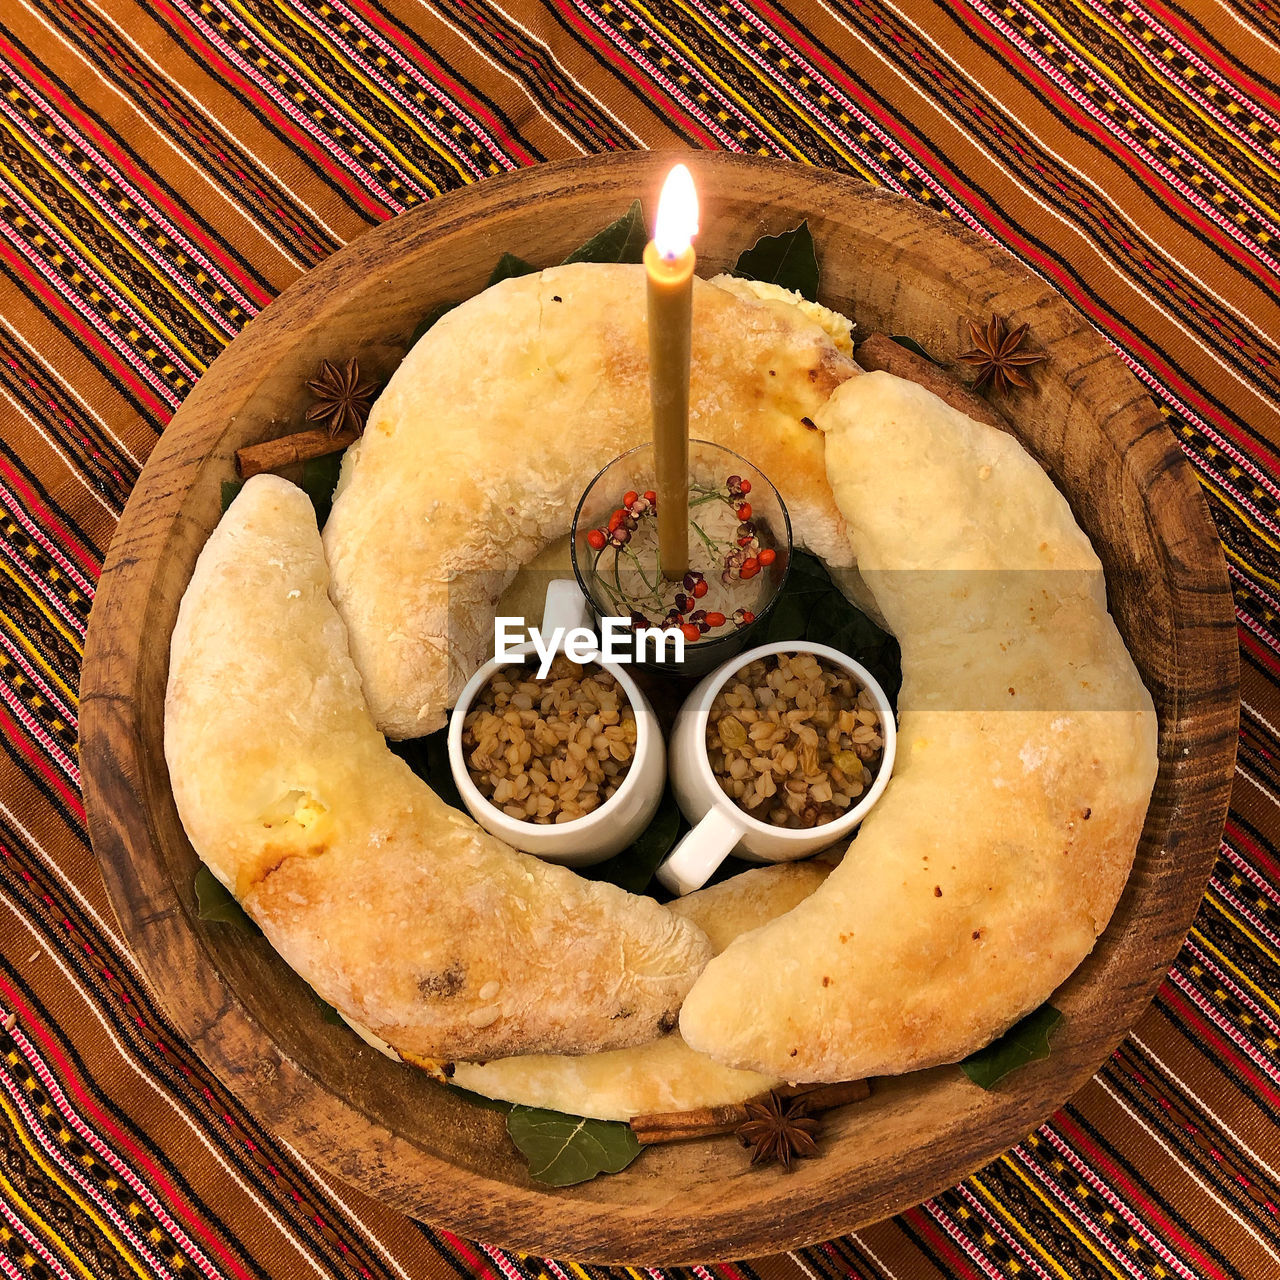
[168,259,1157,1088]
[322,263,858,738]
[165,475,712,1060]
[678,373,1158,1080]
[429,861,830,1118]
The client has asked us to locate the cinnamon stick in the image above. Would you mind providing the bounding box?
[630,1102,754,1146]
[235,425,360,479]
[629,1078,871,1146]
[855,332,1011,435]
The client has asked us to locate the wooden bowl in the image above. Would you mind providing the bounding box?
[80,152,1237,1263]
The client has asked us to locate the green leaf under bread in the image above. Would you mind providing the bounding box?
[297,453,343,526]
[563,199,647,265]
[960,1005,1063,1089]
[756,551,902,705]
[757,588,817,648]
[193,866,258,934]
[731,221,820,302]
[408,300,459,347]
[781,547,834,589]
[315,995,345,1026]
[487,252,538,286]
[507,1105,642,1186]
[582,788,682,895]
[389,724,463,811]
[222,449,342,529]
[888,334,941,364]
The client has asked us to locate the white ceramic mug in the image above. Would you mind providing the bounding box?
[447,580,665,866]
[657,641,897,895]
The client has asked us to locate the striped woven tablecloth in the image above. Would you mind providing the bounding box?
[1,0,1278,1276]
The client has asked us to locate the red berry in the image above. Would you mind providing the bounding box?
[741,558,760,579]
[737,503,753,521]
[693,579,709,598]
[739,479,752,494]
[623,490,638,508]
[737,609,756,626]
[680,623,701,643]
[587,528,607,551]
[705,611,726,627]
[758,548,776,566]
[643,490,658,504]
[608,509,625,533]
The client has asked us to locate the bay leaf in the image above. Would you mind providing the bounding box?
[298,453,343,526]
[193,866,258,934]
[487,252,538,286]
[888,334,940,364]
[388,724,463,811]
[752,550,902,705]
[582,788,682,895]
[506,1105,642,1186]
[731,221,819,301]
[315,995,345,1026]
[960,1005,1063,1089]
[758,589,816,647]
[783,548,835,589]
[563,199,647,265]
[408,300,459,347]
[220,479,243,514]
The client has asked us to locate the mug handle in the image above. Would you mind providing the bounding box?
[542,578,594,639]
[656,805,748,896]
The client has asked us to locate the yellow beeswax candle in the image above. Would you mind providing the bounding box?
[645,163,699,580]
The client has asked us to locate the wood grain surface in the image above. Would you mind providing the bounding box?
[78,151,1238,1264]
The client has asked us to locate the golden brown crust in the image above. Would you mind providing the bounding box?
[166,476,712,1060]
[431,862,832,1120]
[678,373,1158,1080]
[323,264,858,738]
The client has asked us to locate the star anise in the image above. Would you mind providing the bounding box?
[305,357,379,438]
[958,314,1046,395]
[736,1092,821,1170]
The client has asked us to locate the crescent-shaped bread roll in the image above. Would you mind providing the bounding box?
[678,373,1158,1080]
[165,475,712,1060]
[405,862,831,1120]
[322,263,857,738]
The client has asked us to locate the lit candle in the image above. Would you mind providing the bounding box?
[645,163,699,580]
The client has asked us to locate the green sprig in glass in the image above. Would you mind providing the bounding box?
[585,474,778,644]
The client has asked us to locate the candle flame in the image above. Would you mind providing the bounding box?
[654,164,699,259]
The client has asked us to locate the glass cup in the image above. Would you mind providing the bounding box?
[570,440,793,678]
